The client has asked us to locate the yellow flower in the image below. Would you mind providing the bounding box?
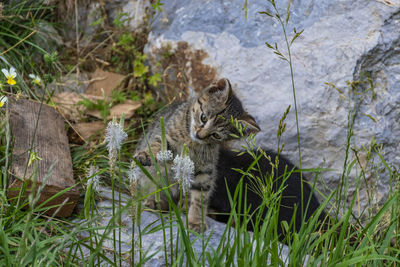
[1,67,17,85]
[29,74,42,85]
[0,95,7,108]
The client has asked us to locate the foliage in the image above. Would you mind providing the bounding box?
[0,0,61,98]
[0,0,399,266]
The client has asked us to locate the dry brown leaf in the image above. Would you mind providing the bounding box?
[86,69,125,97]
[52,92,103,121]
[72,121,105,142]
[86,100,142,120]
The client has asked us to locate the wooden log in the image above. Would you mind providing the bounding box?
[7,97,79,217]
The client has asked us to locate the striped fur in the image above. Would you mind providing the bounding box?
[134,78,260,232]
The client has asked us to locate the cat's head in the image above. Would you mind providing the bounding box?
[189,78,260,144]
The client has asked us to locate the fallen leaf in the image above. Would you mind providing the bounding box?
[72,121,105,142]
[86,100,142,120]
[52,92,103,121]
[86,69,125,97]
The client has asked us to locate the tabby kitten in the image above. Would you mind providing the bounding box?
[134,78,260,232]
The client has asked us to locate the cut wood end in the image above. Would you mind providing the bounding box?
[7,179,79,217]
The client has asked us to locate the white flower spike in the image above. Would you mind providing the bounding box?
[2,67,17,85]
[87,165,100,193]
[128,164,141,184]
[156,150,173,162]
[0,95,8,108]
[105,121,128,155]
[172,154,194,194]
[29,74,42,85]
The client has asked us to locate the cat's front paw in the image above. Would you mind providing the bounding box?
[144,195,170,211]
[188,219,207,233]
[143,197,158,210]
[134,151,152,166]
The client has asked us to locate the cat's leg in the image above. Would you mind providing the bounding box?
[188,169,215,232]
[188,189,210,232]
[143,193,170,210]
[135,137,174,211]
[134,136,162,166]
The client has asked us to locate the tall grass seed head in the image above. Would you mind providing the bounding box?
[105,121,128,154]
[87,165,100,192]
[172,155,194,193]
[29,74,42,85]
[156,150,173,162]
[2,67,17,85]
[0,95,7,108]
[128,164,141,185]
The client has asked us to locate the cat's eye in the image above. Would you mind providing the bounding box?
[200,113,207,123]
[212,133,221,140]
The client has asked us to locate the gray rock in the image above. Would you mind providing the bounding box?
[74,186,292,266]
[105,0,151,30]
[58,0,150,46]
[145,0,400,212]
[47,73,89,94]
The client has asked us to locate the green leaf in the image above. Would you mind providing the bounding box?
[84,183,93,220]
[111,90,126,104]
[148,73,161,87]
[151,0,164,12]
[133,61,149,77]
[259,11,273,17]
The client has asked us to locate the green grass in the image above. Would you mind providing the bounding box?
[1,95,398,266]
[0,0,62,99]
[0,0,399,266]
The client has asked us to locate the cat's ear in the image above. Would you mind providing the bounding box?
[207,78,232,103]
[238,113,260,136]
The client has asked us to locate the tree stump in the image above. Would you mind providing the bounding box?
[7,97,79,217]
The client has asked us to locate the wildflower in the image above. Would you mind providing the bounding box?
[156,150,173,162]
[29,74,42,85]
[128,164,141,184]
[172,154,194,194]
[1,67,17,85]
[87,165,100,193]
[0,95,7,108]
[104,120,128,155]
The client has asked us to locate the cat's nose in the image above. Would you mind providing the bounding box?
[195,131,205,140]
[195,132,202,140]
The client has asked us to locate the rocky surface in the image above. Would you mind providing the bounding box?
[66,0,400,265]
[75,186,291,266]
[141,0,400,211]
